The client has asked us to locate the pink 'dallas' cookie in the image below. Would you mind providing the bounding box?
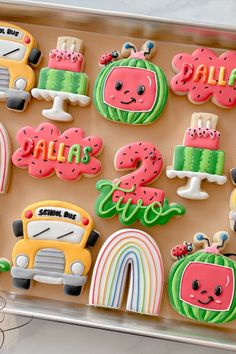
[12,123,103,182]
[170,47,236,108]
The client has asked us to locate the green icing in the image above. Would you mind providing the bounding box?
[168,252,236,324]
[38,68,88,95]
[93,58,168,125]
[95,179,185,227]
[173,146,224,175]
[0,260,10,272]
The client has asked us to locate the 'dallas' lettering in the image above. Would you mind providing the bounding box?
[24,138,93,165]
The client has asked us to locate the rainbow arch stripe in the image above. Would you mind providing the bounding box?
[89,228,164,316]
[0,123,10,193]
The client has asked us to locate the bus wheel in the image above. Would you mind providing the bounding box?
[7,98,25,111]
[13,277,31,290]
[64,285,82,296]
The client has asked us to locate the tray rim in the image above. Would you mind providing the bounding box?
[1,0,236,351]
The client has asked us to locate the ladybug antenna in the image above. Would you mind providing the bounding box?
[214,232,229,250]
[194,233,210,247]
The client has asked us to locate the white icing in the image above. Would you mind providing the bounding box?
[166,169,227,200]
[0,40,26,61]
[0,122,11,194]
[0,27,23,40]
[31,88,91,122]
[27,220,85,243]
[35,206,81,222]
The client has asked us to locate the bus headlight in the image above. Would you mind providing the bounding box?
[71,261,84,275]
[14,78,27,90]
[15,254,29,268]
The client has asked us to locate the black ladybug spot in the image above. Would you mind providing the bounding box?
[214,285,222,296]
[137,85,145,95]
[192,280,200,290]
[115,81,123,90]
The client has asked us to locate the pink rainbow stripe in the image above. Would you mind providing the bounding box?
[0,123,10,193]
[89,229,164,316]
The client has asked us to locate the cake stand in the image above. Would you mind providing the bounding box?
[31,88,91,122]
[166,168,227,200]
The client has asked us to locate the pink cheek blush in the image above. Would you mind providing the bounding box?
[139,99,143,103]
[110,94,115,99]
[215,300,222,304]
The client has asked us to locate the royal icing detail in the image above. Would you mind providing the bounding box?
[89,228,164,316]
[11,200,100,295]
[0,122,11,194]
[94,41,168,125]
[95,141,185,227]
[12,123,103,181]
[32,36,90,122]
[229,168,236,232]
[168,231,236,324]
[171,47,236,108]
[0,22,41,112]
[166,112,227,200]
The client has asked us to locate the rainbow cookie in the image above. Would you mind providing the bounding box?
[95,141,185,227]
[94,41,168,125]
[168,231,236,324]
[0,122,11,193]
[0,22,41,111]
[32,36,90,122]
[166,112,227,200]
[12,123,103,182]
[89,228,164,316]
[171,47,236,108]
[11,200,100,295]
[229,168,236,232]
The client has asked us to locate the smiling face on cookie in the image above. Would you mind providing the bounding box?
[180,262,234,311]
[103,66,157,112]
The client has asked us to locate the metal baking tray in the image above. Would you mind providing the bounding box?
[1,0,236,351]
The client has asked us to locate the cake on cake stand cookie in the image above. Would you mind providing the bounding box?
[166,112,227,200]
[32,36,90,122]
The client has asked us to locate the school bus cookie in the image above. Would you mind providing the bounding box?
[0,22,41,111]
[11,200,100,296]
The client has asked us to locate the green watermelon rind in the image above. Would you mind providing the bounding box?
[168,252,236,324]
[93,58,168,125]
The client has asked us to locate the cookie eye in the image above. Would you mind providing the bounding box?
[214,285,222,296]
[192,280,199,290]
[115,81,123,90]
[137,85,145,95]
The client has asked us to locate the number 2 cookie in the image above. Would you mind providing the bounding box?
[94,41,168,125]
[95,141,185,227]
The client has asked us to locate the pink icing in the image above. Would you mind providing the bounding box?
[48,49,84,72]
[204,245,220,254]
[170,47,236,108]
[112,141,164,206]
[104,67,157,112]
[180,262,234,311]
[130,51,146,60]
[184,127,220,150]
[12,123,103,182]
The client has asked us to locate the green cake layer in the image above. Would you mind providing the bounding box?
[173,146,225,175]
[38,68,88,95]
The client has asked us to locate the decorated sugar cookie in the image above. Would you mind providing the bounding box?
[168,231,236,324]
[94,41,168,125]
[12,122,103,182]
[171,47,236,108]
[229,168,236,232]
[95,141,185,227]
[0,22,41,111]
[89,228,164,316]
[32,36,90,122]
[0,122,11,194]
[11,200,100,296]
[166,112,227,200]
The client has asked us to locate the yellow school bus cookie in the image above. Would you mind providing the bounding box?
[0,22,41,111]
[11,200,100,296]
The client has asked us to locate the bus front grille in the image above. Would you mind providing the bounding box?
[34,248,65,273]
[0,67,9,90]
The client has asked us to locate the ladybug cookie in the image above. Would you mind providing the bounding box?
[94,41,168,125]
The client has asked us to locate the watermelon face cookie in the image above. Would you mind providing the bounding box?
[95,141,185,227]
[168,231,236,324]
[94,41,168,125]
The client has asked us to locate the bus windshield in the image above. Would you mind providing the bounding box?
[0,40,26,61]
